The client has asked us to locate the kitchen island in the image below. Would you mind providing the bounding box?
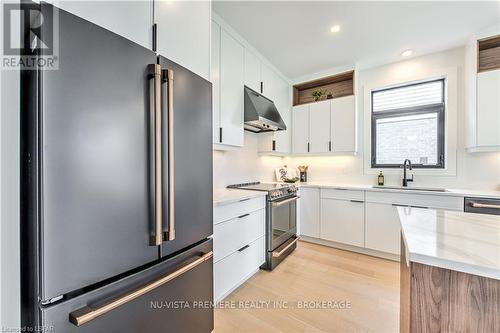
[398,207,500,332]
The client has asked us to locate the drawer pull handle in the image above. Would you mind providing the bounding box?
[69,251,213,326]
[237,213,250,219]
[470,202,500,210]
[392,204,408,207]
[239,198,250,202]
[272,237,299,258]
[410,205,428,209]
[238,245,250,252]
[350,200,364,203]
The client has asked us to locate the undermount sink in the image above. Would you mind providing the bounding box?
[372,185,449,192]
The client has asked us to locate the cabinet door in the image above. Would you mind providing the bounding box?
[155,0,210,80]
[274,78,291,153]
[309,100,331,153]
[292,104,310,153]
[261,64,276,99]
[211,21,221,144]
[320,199,364,247]
[244,49,262,93]
[51,0,152,49]
[365,203,400,255]
[477,70,500,147]
[220,30,245,147]
[299,188,320,238]
[331,95,356,152]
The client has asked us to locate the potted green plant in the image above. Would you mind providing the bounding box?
[311,89,325,101]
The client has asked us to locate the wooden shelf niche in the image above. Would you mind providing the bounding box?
[293,70,354,106]
[478,35,500,73]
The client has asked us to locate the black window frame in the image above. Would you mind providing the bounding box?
[371,78,446,169]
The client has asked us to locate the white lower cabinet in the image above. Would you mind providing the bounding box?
[298,187,320,238]
[299,187,464,259]
[213,209,265,262]
[365,202,401,255]
[214,236,265,301]
[320,194,365,247]
[213,198,266,301]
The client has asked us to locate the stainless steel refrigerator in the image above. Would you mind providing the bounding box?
[20,3,213,332]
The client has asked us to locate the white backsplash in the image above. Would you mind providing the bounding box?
[213,132,284,189]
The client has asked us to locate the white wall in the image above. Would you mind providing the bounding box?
[213,132,284,188]
[285,47,500,190]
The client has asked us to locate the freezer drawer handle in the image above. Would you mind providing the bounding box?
[69,251,213,327]
[272,237,299,258]
[470,202,500,210]
[149,63,163,246]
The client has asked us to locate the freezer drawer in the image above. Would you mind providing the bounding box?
[41,240,213,333]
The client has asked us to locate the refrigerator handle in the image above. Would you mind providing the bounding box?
[163,68,175,241]
[148,64,163,246]
[69,251,213,326]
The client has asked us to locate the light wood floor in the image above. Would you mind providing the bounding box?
[214,240,400,333]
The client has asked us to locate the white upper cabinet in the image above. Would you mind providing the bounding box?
[273,84,292,154]
[244,49,262,93]
[331,95,356,152]
[154,0,211,80]
[465,28,500,152]
[291,95,356,155]
[219,29,245,147]
[211,21,222,144]
[257,67,291,154]
[51,1,153,49]
[309,100,331,153]
[477,70,500,147]
[292,104,310,154]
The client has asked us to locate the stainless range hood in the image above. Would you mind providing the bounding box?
[244,86,287,133]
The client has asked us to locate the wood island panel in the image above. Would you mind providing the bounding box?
[400,235,500,332]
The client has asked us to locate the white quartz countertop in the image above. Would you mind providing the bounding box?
[293,182,500,199]
[213,188,266,206]
[397,207,500,280]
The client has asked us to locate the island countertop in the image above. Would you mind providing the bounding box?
[397,207,500,280]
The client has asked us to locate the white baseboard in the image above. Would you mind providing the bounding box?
[299,236,400,262]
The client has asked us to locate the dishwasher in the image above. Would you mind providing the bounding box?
[464,197,500,215]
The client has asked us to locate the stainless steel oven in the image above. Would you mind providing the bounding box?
[269,196,298,251]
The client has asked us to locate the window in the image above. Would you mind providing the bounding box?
[371,79,445,168]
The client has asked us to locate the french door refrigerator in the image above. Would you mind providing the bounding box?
[20,3,213,332]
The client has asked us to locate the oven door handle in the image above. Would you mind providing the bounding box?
[271,196,300,207]
[272,237,299,258]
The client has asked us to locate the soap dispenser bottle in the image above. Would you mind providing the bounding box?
[377,171,384,186]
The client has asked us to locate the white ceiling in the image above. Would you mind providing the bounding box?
[213,1,500,80]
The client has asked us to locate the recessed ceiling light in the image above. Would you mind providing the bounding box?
[330,25,340,33]
[401,50,413,57]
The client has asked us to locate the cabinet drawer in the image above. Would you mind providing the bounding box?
[214,196,266,224]
[321,188,365,201]
[213,208,265,262]
[214,236,265,301]
[365,191,463,210]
